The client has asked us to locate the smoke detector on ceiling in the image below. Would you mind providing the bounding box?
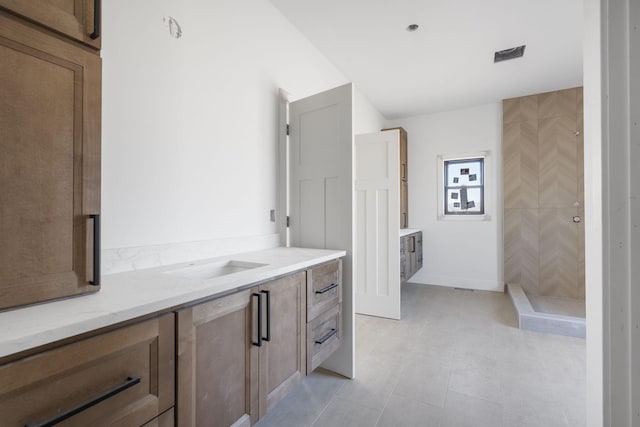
[494,45,526,63]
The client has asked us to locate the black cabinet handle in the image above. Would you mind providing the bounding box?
[315,283,338,294]
[89,214,100,285]
[252,293,262,347]
[315,328,337,345]
[89,0,101,39]
[260,290,271,342]
[25,376,140,427]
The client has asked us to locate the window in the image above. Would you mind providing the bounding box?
[444,157,484,215]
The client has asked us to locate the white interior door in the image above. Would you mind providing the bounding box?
[289,83,354,378]
[355,130,401,319]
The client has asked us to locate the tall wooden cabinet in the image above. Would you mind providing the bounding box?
[0,3,101,310]
[383,127,409,228]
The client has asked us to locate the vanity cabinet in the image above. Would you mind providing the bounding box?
[306,260,342,372]
[176,288,259,427]
[258,272,306,416]
[0,5,101,310]
[0,314,174,427]
[0,0,101,48]
[176,272,307,426]
[401,231,423,283]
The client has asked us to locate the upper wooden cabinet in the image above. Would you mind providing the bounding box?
[0,10,101,310]
[0,314,174,427]
[0,0,101,48]
[382,127,409,228]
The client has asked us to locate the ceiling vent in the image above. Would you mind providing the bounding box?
[494,45,526,63]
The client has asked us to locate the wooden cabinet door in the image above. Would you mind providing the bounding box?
[259,272,306,417]
[401,180,409,228]
[399,128,408,182]
[0,11,101,310]
[0,314,174,427]
[400,237,407,283]
[177,289,259,427]
[0,0,101,48]
[415,232,423,270]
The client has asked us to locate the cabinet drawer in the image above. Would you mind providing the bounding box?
[307,260,342,321]
[0,314,174,427]
[307,304,341,372]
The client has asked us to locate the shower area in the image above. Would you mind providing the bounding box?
[503,87,585,338]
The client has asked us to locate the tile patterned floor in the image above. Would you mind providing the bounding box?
[255,284,586,427]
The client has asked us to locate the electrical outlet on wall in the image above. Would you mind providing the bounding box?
[270,210,276,222]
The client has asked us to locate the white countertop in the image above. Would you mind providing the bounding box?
[0,247,346,359]
[399,228,421,237]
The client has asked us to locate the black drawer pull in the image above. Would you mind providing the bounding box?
[252,293,262,347]
[315,283,338,294]
[25,376,140,427]
[315,328,337,345]
[89,214,100,285]
[261,290,271,342]
[89,0,101,39]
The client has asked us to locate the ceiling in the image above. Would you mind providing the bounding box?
[269,0,584,119]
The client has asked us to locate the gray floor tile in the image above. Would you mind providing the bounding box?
[442,391,503,427]
[254,368,348,427]
[256,283,585,427]
[376,394,443,427]
[312,397,382,427]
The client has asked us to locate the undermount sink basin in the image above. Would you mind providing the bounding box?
[164,260,267,280]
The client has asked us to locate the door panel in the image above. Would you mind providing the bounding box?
[289,83,353,378]
[354,130,400,319]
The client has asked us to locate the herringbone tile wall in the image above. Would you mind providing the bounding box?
[503,88,585,299]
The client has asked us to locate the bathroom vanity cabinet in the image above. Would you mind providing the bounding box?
[176,272,307,426]
[0,251,344,427]
[176,261,341,426]
[401,231,423,283]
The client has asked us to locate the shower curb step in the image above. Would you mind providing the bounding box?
[507,283,586,339]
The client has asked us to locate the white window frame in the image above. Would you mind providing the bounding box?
[436,151,492,221]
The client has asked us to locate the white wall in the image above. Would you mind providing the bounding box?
[386,103,503,291]
[102,0,384,264]
[354,87,386,135]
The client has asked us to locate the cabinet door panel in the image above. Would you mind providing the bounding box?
[0,314,174,427]
[401,181,408,228]
[0,12,101,310]
[177,289,259,427]
[260,272,306,416]
[0,0,100,48]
